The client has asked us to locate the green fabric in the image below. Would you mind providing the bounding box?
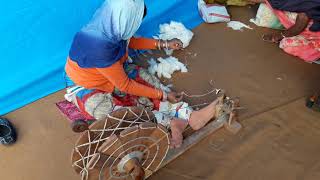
[250,3,285,30]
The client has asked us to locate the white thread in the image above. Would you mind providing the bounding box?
[182,88,221,98]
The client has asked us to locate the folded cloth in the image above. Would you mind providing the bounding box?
[56,100,90,122]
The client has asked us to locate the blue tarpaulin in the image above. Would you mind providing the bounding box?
[0,0,203,115]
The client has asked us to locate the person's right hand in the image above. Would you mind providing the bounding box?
[167,92,183,104]
[167,39,183,50]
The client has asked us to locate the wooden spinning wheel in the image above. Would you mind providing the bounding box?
[71,107,170,180]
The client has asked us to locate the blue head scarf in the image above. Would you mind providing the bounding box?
[69,0,145,68]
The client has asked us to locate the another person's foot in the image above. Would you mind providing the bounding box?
[262,33,284,43]
[169,118,188,149]
[0,118,17,145]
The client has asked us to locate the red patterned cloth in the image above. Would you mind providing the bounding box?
[56,100,89,122]
[266,1,320,62]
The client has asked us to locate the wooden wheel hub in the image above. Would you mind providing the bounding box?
[117,151,143,173]
[71,107,170,180]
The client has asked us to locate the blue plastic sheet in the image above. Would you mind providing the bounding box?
[0,0,203,115]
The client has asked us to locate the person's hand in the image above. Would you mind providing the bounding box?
[262,33,284,43]
[168,39,183,50]
[167,92,183,104]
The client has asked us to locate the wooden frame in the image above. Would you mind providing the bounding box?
[145,115,242,178]
[70,107,242,179]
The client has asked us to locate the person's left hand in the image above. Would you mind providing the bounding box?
[168,39,183,50]
[167,92,183,104]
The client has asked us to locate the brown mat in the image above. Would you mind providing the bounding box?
[168,6,320,119]
[1,6,320,180]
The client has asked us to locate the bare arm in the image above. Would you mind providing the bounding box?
[97,61,163,100]
[263,13,310,43]
[282,13,310,37]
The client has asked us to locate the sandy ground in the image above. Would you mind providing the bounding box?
[1,6,320,180]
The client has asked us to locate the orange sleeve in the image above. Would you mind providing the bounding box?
[96,61,163,99]
[129,37,158,50]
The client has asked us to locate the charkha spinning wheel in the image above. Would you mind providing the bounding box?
[71,107,170,180]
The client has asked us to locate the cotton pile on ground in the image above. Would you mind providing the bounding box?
[148,56,188,79]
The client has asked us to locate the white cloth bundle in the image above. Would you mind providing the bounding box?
[198,0,230,23]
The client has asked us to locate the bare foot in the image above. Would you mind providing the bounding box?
[189,94,224,130]
[169,118,188,149]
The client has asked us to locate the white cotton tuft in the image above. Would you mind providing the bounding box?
[227,21,253,31]
[147,58,158,75]
[148,56,188,79]
[156,21,194,55]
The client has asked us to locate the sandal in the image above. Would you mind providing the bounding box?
[0,118,17,145]
[306,94,320,112]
